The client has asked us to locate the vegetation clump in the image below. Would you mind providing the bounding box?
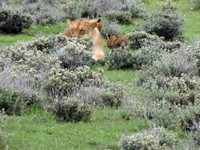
[120,127,177,150]
[0,9,33,34]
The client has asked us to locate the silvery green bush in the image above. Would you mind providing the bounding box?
[120,127,177,150]
[51,97,91,122]
[101,19,121,38]
[106,32,182,70]
[137,49,198,85]
[0,9,33,34]
[106,47,134,70]
[124,0,146,18]
[132,45,167,70]
[1,0,66,25]
[191,0,200,9]
[151,50,198,77]
[0,87,43,115]
[128,30,182,49]
[161,0,177,12]
[21,0,66,25]
[136,48,200,105]
[145,10,184,40]
[0,34,106,117]
[1,0,146,25]
[104,10,132,25]
[44,66,104,98]
[123,95,200,130]
[142,74,200,105]
[187,41,200,76]
[76,84,124,108]
[188,130,200,146]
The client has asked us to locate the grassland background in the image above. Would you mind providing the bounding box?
[0,0,200,149]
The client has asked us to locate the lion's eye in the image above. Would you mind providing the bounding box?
[80,29,85,33]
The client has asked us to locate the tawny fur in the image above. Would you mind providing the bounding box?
[64,18,104,60]
[89,18,102,32]
[106,34,130,53]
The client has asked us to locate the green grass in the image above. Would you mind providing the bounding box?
[2,109,148,150]
[0,23,66,48]
[1,0,200,149]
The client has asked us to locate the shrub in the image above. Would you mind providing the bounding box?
[137,49,198,85]
[44,66,105,98]
[0,88,25,115]
[106,47,134,70]
[127,31,182,49]
[0,87,43,115]
[161,0,177,12]
[101,19,121,38]
[0,34,104,115]
[152,50,198,77]
[0,0,10,6]
[21,0,66,25]
[1,35,93,74]
[120,127,177,150]
[178,104,200,131]
[142,74,200,105]
[63,0,125,19]
[52,97,91,122]
[0,112,4,148]
[76,84,124,108]
[137,48,200,105]
[0,9,33,34]
[191,0,200,9]
[106,39,181,70]
[104,10,132,25]
[58,40,93,70]
[187,41,200,76]
[145,10,184,40]
[188,130,200,145]
[126,88,200,129]
[124,0,146,18]
[0,67,44,115]
[132,45,167,70]
[92,0,126,16]
[63,1,86,19]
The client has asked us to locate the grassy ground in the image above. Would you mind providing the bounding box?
[2,109,147,150]
[0,23,66,48]
[1,0,200,149]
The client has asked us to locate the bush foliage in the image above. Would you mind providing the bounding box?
[191,0,200,9]
[51,97,91,122]
[145,10,184,40]
[120,127,177,150]
[1,0,146,25]
[0,9,33,33]
[0,35,107,118]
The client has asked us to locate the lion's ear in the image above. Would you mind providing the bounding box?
[97,18,102,23]
[67,19,73,27]
[90,22,97,29]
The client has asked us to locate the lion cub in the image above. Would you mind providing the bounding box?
[106,34,130,53]
[64,18,104,60]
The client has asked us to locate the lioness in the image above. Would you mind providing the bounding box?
[64,18,104,60]
[89,18,103,32]
[106,34,130,53]
[64,18,102,37]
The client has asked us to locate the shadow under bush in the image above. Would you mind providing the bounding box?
[0,9,33,34]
